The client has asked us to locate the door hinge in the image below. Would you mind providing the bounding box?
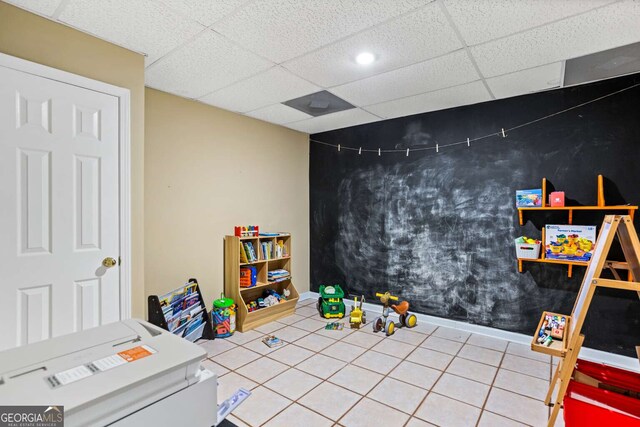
[118,256,122,266]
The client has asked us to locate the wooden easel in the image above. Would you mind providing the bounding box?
[531,215,640,426]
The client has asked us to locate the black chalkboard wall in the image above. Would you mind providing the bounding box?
[310,73,640,357]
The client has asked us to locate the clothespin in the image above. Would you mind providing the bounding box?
[338,144,341,151]
[467,137,470,147]
[501,128,506,137]
[436,143,439,153]
[378,148,381,156]
[406,148,410,157]
[358,147,362,155]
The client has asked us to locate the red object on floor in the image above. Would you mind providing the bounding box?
[564,359,640,426]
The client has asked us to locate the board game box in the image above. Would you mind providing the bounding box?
[545,224,596,262]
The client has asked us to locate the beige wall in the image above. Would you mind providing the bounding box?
[145,88,309,307]
[0,2,146,317]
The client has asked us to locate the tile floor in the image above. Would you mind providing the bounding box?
[201,298,565,427]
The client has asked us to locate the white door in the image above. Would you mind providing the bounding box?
[0,65,121,351]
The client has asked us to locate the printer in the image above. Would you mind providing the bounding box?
[0,319,217,427]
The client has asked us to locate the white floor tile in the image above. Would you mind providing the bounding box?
[415,392,481,427]
[264,403,333,427]
[276,314,307,325]
[236,357,288,384]
[420,335,464,355]
[226,329,263,346]
[263,368,322,401]
[478,411,528,427]
[484,388,549,426]
[198,338,236,357]
[458,344,504,367]
[297,353,348,379]
[231,386,291,426]
[390,360,442,390]
[295,305,321,318]
[341,331,384,349]
[501,354,551,380]
[371,338,416,359]
[445,357,497,385]
[431,326,471,343]
[328,364,384,395]
[432,373,490,408]
[352,350,402,375]
[268,343,315,366]
[298,382,361,422]
[295,333,336,352]
[273,325,309,343]
[320,341,367,363]
[406,347,454,371]
[254,321,287,335]
[340,397,409,427]
[215,346,261,370]
[387,329,428,346]
[493,368,550,401]
[467,333,509,352]
[367,377,428,415]
[293,317,328,332]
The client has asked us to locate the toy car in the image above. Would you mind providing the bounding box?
[317,285,345,319]
[372,291,417,336]
[349,295,366,329]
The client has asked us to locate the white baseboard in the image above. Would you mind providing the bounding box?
[301,291,639,372]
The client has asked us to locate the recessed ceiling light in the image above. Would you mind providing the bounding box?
[355,52,375,65]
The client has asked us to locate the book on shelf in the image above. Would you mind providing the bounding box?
[261,241,274,260]
[239,243,248,263]
[241,242,257,262]
[268,269,290,282]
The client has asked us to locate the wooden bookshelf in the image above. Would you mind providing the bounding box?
[517,175,637,277]
[224,233,298,332]
[517,175,637,226]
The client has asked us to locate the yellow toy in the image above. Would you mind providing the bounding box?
[349,296,366,329]
[372,292,417,336]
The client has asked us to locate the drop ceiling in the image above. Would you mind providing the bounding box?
[8,0,640,134]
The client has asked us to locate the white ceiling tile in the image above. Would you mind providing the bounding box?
[199,66,320,113]
[283,2,462,87]
[366,80,491,119]
[212,0,433,63]
[156,0,248,26]
[4,0,62,16]
[145,30,274,99]
[58,0,203,65]
[285,108,380,134]
[443,0,617,46]
[245,104,312,125]
[470,1,640,77]
[331,50,480,106]
[486,63,562,99]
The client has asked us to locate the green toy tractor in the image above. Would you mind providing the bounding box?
[317,285,345,319]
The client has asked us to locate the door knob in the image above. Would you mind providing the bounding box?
[102,257,117,268]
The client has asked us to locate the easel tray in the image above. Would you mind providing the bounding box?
[531,311,571,357]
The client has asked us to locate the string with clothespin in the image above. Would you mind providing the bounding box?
[310,81,640,156]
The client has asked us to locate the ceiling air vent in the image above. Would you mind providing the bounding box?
[564,42,640,86]
[282,90,355,117]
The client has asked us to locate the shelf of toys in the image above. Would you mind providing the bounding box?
[516,175,637,278]
[224,231,298,332]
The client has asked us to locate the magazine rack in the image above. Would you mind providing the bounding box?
[148,278,214,342]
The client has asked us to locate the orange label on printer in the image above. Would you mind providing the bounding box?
[118,345,155,362]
